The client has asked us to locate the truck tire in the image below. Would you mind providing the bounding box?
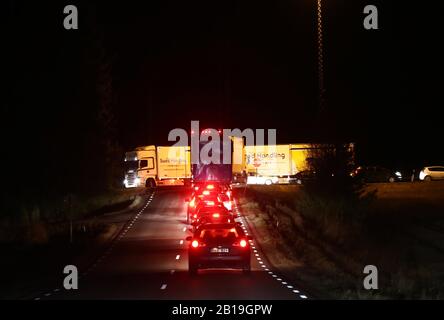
[146,178,156,189]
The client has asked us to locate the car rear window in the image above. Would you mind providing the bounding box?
[198,227,242,241]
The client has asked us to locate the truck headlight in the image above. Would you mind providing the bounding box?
[135,177,141,185]
[123,179,128,185]
[395,171,402,177]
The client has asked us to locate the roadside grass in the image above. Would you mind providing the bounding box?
[0,188,140,244]
[0,187,142,298]
[237,182,444,299]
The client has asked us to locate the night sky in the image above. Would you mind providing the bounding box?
[5,0,443,178]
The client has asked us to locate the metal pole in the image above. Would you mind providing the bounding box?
[316,0,326,114]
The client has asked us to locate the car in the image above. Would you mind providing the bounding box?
[289,170,317,184]
[419,166,444,181]
[193,210,234,228]
[351,166,402,183]
[193,205,233,229]
[246,175,278,185]
[186,223,252,275]
[186,195,225,224]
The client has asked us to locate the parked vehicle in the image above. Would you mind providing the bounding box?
[351,166,402,183]
[288,170,317,184]
[419,166,444,181]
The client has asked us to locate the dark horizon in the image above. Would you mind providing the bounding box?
[5,0,442,178]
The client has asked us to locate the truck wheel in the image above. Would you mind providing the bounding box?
[146,178,156,189]
[388,177,395,183]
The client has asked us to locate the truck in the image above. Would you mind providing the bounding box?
[242,143,355,185]
[123,145,191,188]
[191,134,232,184]
[242,144,311,185]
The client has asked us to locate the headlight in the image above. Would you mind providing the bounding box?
[395,171,402,177]
[123,179,128,185]
[419,171,425,180]
[135,177,141,185]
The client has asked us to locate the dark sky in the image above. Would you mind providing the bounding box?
[5,0,443,169]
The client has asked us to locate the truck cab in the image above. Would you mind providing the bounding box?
[123,146,157,188]
[123,145,191,188]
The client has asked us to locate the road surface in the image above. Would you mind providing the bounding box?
[36,188,307,300]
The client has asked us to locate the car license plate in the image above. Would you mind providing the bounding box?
[211,247,229,253]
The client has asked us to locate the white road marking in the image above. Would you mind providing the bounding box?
[160,284,167,290]
[176,255,180,260]
[287,285,293,289]
[183,227,187,232]
[293,290,300,293]
[179,240,184,245]
[300,295,307,299]
[170,270,175,275]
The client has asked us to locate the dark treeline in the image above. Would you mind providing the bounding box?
[3,2,123,219]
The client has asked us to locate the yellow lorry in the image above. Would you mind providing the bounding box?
[123,145,191,188]
[124,142,354,187]
[241,144,313,185]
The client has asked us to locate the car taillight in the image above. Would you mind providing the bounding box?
[194,186,199,191]
[189,198,195,207]
[240,239,247,247]
[202,190,210,196]
[212,213,220,218]
[191,240,199,248]
[206,184,214,190]
[193,214,197,218]
[206,201,215,206]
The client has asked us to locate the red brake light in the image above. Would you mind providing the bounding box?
[212,213,220,218]
[206,184,214,190]
[206,201,215,206]
[193,214,197,218]
[191,240,199,248]
[240,239,247,247]
[194,186,199,191]
[202,190,210,196]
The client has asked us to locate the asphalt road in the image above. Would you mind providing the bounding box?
[37,188,306,300]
